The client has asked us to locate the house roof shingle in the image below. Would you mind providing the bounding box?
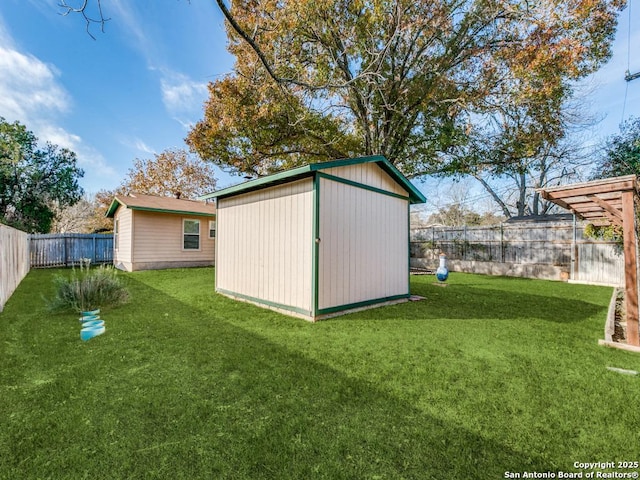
[105,193,216,218]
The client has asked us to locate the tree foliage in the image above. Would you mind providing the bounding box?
[62,0,624,183]
[50,197,95,234]
[591,117,640,179]
[187,0,623,178]
[426,204,505,227]
[50,193,116,233]
[0,117,84,233]
[120,148,217,199]
[71,150,218,234]
[463,128,593,218]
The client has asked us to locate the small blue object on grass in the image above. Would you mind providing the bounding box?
[79,309,105,341]
[81,325,106,342]
[79,309,101,322]
[82,319,105,328]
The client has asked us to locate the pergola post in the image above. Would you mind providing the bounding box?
[622,191,639,346]
[538,175,640,350]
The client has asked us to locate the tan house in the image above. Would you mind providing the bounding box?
[106,193,216,272]
[202,155,426,321]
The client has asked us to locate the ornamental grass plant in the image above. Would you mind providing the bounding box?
[46,261,129,313]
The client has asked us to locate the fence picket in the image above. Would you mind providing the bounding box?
[411,221,624,285]
[28,233,113,268]
[0,224,30,312]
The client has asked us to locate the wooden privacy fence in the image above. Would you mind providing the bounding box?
[0,224,30,312]
[411,219,625,285]
[29,233,113,268]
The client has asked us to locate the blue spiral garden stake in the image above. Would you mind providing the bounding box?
[79,309,105,341]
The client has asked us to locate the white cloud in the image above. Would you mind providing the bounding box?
[0,25,119,192]
[0,12,70,128]
[34,122,120,190]
[109,0,155,64]
[134,138,156,155]
[86,2,209,129]
[35,123,81,150]
[160,71,208,121]
[0,46,70,122]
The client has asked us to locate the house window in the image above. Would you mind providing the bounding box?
[209,220,216,238]
[114,219,119,251]
[183,219,200,250]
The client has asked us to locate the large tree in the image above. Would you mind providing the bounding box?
[64,0,623,180]
[0,117,84,233]
[448,117,595,218]
[119,148,217,199]
[50,193,117,233]
[186,0,623,178]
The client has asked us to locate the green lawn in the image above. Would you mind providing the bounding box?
[1,268,639,479]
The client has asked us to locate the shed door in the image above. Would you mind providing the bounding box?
[317,177,409,313]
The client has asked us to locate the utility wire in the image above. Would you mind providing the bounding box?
[623,0,638,121]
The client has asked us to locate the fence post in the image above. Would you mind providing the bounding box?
[432,226,435,252]
[500,223,505,263]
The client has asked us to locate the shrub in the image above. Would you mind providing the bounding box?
[583,223,623,248]
[46,263,130,313]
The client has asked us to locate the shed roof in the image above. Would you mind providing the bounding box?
[105,193,216,218]
[200,155,426,204]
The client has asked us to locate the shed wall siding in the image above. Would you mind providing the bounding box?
[132,211,215,265]
[323,163,407,197]
[318,177,408,310]
[216,179,314,313]
[114,207,133,266]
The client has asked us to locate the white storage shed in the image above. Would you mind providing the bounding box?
[203,155,426,321]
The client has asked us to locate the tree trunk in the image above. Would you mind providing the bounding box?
[517,171,527,216]
[473,174,512,218]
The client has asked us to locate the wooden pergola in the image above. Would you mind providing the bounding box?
[539,175,639,347]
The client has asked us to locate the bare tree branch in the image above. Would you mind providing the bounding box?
[58,0,109,40]
[215,0,398,92]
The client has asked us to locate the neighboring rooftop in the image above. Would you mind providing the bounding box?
[106,193,216,218]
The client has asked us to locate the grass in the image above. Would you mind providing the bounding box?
[1,267,639,479]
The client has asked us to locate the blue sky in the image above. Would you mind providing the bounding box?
[0,0,639,201]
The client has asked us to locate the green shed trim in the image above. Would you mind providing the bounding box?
[216,288,312,317]
[316,172,411,201]
[407,202,411,294]
[200,155,426,204]
[316,294,410,316]
[312,174,321,317]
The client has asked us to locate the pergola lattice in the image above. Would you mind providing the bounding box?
[539,175,639,347]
